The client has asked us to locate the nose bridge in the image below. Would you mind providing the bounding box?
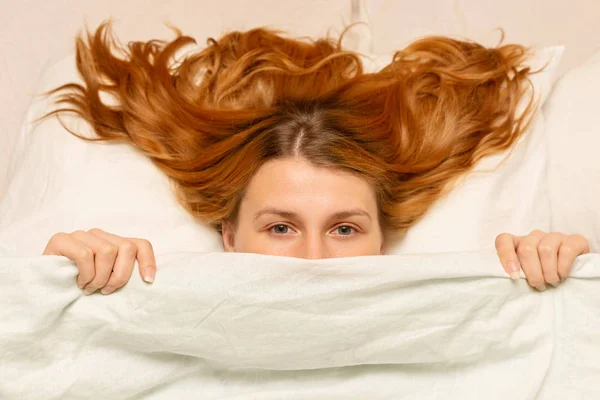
[303,230,327,259]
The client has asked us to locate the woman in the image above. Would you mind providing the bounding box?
[42,22,589,296]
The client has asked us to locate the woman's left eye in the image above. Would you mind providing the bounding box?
[271,224,291,234]
[333,225,356,236]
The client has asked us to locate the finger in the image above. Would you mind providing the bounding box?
[557,234,590,281]
[43,233,96,288]
[537,232,565,287]
[517,231,547,291]
[70,230,118,294]
[87,229,138,295]
[495,233,523,280]
[127,238,157,283]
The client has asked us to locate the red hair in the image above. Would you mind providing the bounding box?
[43,21,537,236]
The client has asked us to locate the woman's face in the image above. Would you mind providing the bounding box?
[221,157,385,258]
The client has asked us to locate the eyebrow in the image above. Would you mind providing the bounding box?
[253,207,372,222]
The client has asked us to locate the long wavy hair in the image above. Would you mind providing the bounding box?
[42,21,537,237]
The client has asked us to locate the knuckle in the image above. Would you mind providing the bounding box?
[78,246,94,260]
[71,230,86,236]
[537,244,554,255]
[87,228,104,235]
[570,234,587,245]
[560,246,575,257]
[120,242,138,256]
[98,244,118,257]
[50,232,67,242]
[517,244,536,256]
[137,238,154,251]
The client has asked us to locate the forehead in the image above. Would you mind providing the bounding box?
[242,157,378,213]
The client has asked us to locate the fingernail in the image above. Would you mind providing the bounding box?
[508,261,520,280]
[78,282,85,289]
[84,287,96,295]
[536,285,546,292]
[143,268,155,283]
[101,286,115,295]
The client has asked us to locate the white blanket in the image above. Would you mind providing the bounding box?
[2,251,600,399]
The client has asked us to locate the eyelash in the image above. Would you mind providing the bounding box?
[268,224,359,237]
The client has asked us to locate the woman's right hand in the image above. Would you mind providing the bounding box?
[43,228,157,295]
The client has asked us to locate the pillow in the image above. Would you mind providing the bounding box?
[0,54,223,256]
[0,45,564,256]
[543,49,600,253]
[365,46,564,254]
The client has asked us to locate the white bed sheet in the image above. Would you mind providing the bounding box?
[2,250,600,399]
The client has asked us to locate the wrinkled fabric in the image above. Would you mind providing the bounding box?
[1,250,599,399]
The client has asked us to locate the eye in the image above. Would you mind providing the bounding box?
[270,224,292,235]
[333,225,356,236]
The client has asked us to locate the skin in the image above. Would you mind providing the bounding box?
[220,157,385,258]
[43,156,590,295]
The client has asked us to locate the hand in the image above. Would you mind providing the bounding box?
[43,228,157,295]
[495,230,589,291]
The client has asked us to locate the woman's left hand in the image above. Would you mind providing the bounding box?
[495,230,590,291]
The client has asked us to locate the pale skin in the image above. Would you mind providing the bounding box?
[43,157,590,295]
